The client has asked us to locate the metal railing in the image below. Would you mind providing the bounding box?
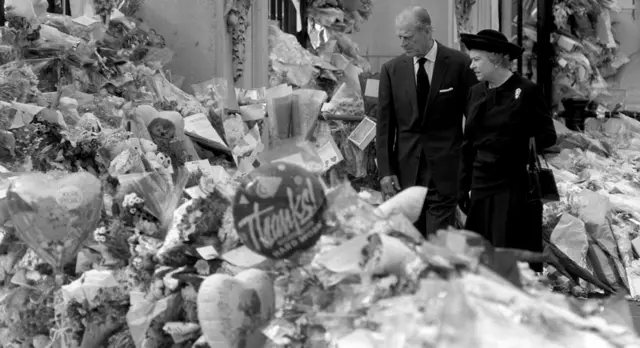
[268,0,305,35]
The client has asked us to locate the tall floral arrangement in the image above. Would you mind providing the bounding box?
[455,0,477,35]
[225,0,253,82]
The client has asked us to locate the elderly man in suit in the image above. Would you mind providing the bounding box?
[376,6,477,236]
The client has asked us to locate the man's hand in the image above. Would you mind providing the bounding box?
[458,191,471,215]
[380,175,401,199]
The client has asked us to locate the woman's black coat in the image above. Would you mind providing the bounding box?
[459,73,557,198]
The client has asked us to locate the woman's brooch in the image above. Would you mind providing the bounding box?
[515,88,521,100]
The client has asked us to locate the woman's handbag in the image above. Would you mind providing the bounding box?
[528,137,560,203]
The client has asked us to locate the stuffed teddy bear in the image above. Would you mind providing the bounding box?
[107,137,148,160]
[135,138,165,171]
[143,151,173,190]
[108,148,143,176]
[138,138,158,154]
[156,152,173,172]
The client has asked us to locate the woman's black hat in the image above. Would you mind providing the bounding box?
[460,29,524,59]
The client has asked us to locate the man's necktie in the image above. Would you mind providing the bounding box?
[417,57,430,117]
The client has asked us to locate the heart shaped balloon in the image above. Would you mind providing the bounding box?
[197,269,275,348]
[7,172,102,269]
[233,162,327,259]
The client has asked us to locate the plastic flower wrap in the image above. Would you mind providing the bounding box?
[117,167,189,238]
[192,78,228,118]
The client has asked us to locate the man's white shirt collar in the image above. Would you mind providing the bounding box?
[413,40,438,64]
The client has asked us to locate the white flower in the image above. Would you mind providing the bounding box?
[132,256,143,269]
[123,193,139,207]
[515,88,521,100]
[93,227,107,242]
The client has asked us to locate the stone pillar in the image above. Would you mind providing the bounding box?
[446,0,455,48]
[471,0,500,33]
[501,0,512,39]
[238,0,269,89]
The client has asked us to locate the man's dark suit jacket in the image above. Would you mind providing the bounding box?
[376,43,477,197]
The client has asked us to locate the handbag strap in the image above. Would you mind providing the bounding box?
[529,137,542,168]
[530,137,552,168]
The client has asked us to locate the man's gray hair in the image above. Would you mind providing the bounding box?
[396,6,432,32]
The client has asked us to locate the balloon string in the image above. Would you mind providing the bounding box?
[49,325,74,348]
[49,299,75,348]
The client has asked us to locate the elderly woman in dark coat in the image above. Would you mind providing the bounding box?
[458,30,557,262]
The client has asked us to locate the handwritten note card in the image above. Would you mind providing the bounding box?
[365,79,379,98]
[185,159,214,176]
[316,138,343,172]
[72,15,99,26]
[222,246,268,268]
[348,117,377,150]
[196,246,219,260]
[184,113,227,148]
[185,186,207,199]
